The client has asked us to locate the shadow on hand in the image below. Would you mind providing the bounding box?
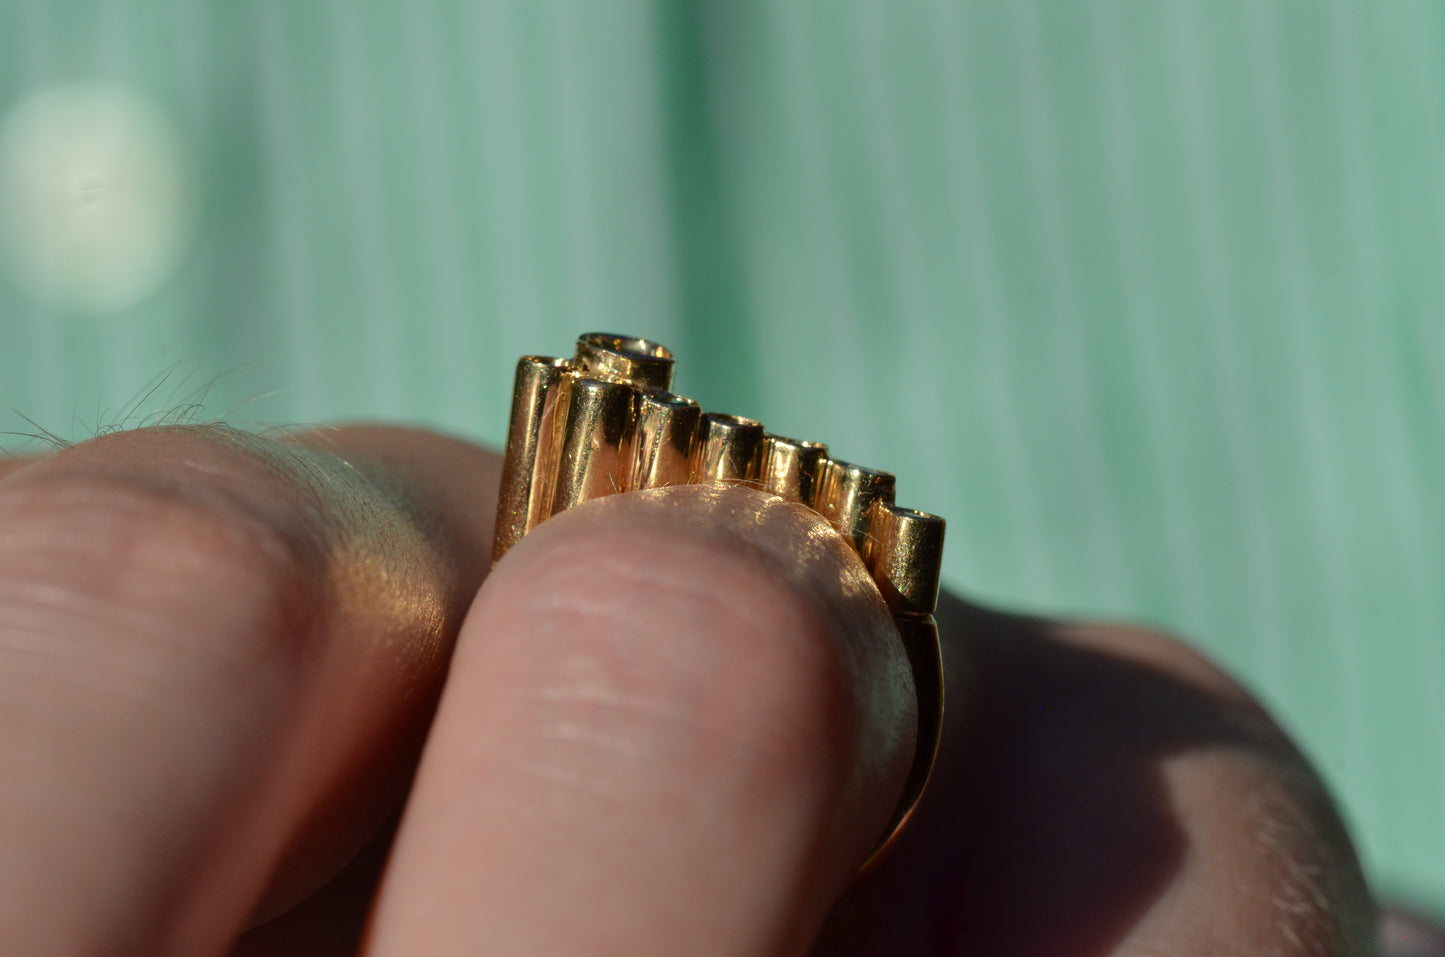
[814,592,1362,956]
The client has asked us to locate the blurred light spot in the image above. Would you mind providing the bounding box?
[0,84,195,314]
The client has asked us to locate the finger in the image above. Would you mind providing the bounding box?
[0,452,42,481]
[814,596,1377,956]
[0,423,500,956]
[363,485,918,956]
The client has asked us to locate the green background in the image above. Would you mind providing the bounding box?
[1,0,1441,913]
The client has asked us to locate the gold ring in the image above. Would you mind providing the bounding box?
[492,332,945,877]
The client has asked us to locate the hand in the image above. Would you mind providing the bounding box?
[0,424,1390,955]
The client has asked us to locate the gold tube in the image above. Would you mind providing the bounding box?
[625,390,701,490]
[493,356,571,564]
[864,504,946,617]
[575,332,675,390]
[689,413,765,487]
[551,376,638,513]
[814,458,896,553]
[759,434,828,505]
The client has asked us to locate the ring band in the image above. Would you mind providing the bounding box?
[493,333,945,876]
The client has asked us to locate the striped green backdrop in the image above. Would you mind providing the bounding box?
[1,0,1441,914]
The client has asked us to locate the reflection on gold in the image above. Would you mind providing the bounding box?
[759,434,827,505]
[689,413,764,487]
[864,504,945,618]
[494,356,570,558]
[814,458,896,554]
[574,332,674,390]
[626,390,699,491]
[552,376,634,512]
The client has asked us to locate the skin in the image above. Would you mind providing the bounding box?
[0,422,1430,955]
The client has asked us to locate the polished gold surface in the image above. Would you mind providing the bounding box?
[759,434,828,505]
[689,413,765,487]
[492,332,947,878]
[492,355,570,561]
[552,376,637,512]
[626,390,700,491]
[865,504,946,617]
[815,458,897,553]
[575,332,674,390]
